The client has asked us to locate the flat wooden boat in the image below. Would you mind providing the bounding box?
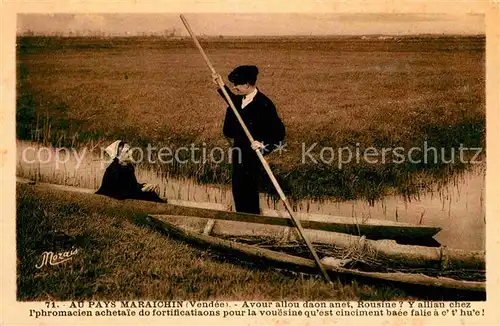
[16,178,441,243]
[147,214,485,293]
[149,214,484,270]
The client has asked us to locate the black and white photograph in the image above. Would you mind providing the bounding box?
[1,2,498,325]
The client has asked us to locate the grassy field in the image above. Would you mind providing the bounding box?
[16,36,485,201]
[18,183,484,301]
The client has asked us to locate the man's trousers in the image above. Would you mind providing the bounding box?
[231,149,261,214]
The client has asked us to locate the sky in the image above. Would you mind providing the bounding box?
[17,13,484,36]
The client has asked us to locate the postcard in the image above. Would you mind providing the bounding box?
[1,1,498,325]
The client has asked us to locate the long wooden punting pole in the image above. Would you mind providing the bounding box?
[179,14,332,283]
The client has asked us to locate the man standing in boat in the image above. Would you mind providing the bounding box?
[213,65,285,214]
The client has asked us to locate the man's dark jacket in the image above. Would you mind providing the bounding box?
[219,86,285,155]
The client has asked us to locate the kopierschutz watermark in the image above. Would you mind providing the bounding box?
[19,141,483,170]
[301,141,483,168]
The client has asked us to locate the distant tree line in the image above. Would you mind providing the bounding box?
[18,27,183,38]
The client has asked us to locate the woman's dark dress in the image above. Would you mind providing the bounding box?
[95,159,165,203]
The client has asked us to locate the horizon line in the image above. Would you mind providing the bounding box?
[16,33,486,37]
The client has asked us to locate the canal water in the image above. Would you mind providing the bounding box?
[16,140,485,251]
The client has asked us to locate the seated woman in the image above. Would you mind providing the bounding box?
[96,140,165,203]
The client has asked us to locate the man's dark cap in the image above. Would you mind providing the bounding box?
[228,65,259,85]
